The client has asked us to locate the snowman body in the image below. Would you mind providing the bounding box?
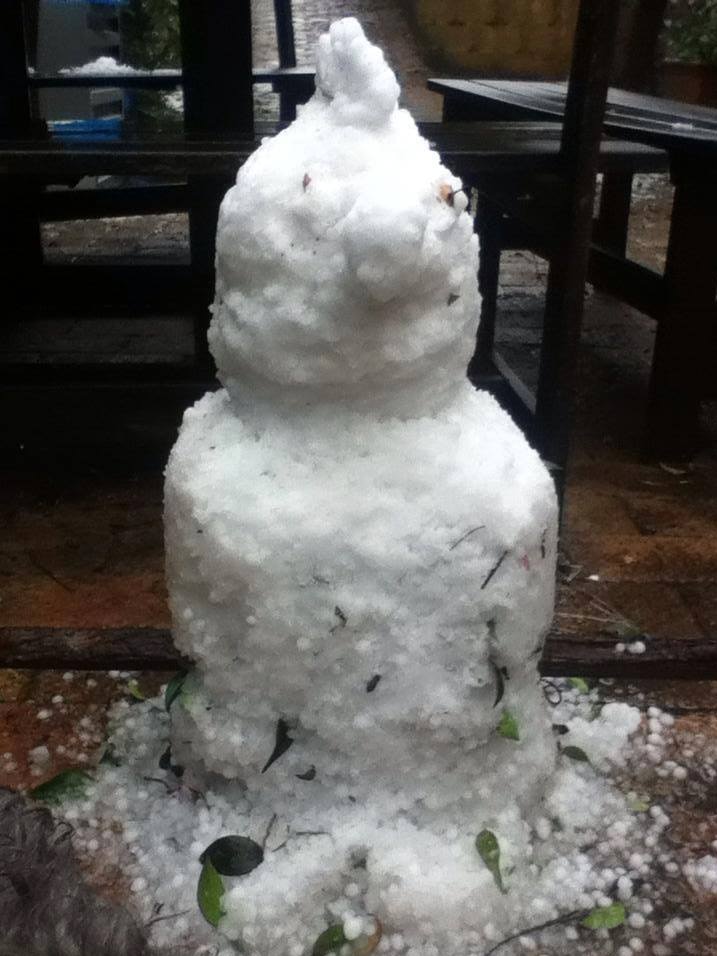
[164,19,558,952]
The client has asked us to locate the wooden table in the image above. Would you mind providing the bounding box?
[428,79,717,459]
[0,122,666,390]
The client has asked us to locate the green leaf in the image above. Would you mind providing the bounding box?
[127,679,145,702]
[497,709,520,741]
[30,769,92,805]
[581,902,626,930]
[312,924,347,956]
[197,858,225,927]
[165,671,188,711]
[568,677,590,694]
[200,835,264,876]
[628,796,650,813]
[475,829,506,894]
[562,745,591,763]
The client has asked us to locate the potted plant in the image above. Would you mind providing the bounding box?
[660,0,717,105]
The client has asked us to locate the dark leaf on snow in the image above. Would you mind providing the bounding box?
[199,835,264,876]
[261,718,294,773]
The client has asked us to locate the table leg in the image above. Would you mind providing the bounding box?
[645,169,717,459]
[0,178,43,322]
[593,171,632,257]
[469,196,502,377]
[187,175,231,377]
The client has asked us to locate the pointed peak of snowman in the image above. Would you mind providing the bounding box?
[315,18,400,128]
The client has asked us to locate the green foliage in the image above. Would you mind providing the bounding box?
[120,0,181,69]
[197,858,225,927]
[497,709,520,741]
[664,0,717,66]
[561,745,590,764]
[312,924,347,956]
[30,769,92,804]
[475,829,506,894]
[165,671,188,711]
[126,679,145,701]
[581,902,626,930]
[568,677,590,694]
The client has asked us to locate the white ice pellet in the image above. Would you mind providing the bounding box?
[29,745,51,765]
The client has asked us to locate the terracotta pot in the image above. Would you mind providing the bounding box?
[657,61,717,107]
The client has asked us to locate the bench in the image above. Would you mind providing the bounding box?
[0,0,313,379]
[0,121,667,390]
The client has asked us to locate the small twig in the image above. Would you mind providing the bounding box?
[483,909,587,956]
[146,908,191,928]
[449,525,486,551]
[481,550,508,590]
[142,775,174,793]
[27,551,74,593]
[271,828,328,854]
[556,612,619,624]
[262,813,278,850]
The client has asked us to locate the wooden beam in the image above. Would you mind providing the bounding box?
[533,0,622,493]
[1,627,716,679]
[40,184,188,221]
[179,0,254,138]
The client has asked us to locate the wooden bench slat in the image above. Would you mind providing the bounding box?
[27,67,315,91]
[0,123,668,179]
[1,626,715,678]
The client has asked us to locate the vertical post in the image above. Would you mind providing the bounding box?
[274,0,296,68]
[469,196,502,376]
[179,0,254,139]
[645,158,717,459]
[533,0,621,499]
[179,0,254,377]
[0,0,32,132]
[273,0,298,121]
[593,171,632,257]
[0,0,43,323]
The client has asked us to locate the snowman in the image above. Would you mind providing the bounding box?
[164,18,558,954]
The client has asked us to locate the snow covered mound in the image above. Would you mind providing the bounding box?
[163,18,562,956]
[209,17,478,414]
[315,17,399,126]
